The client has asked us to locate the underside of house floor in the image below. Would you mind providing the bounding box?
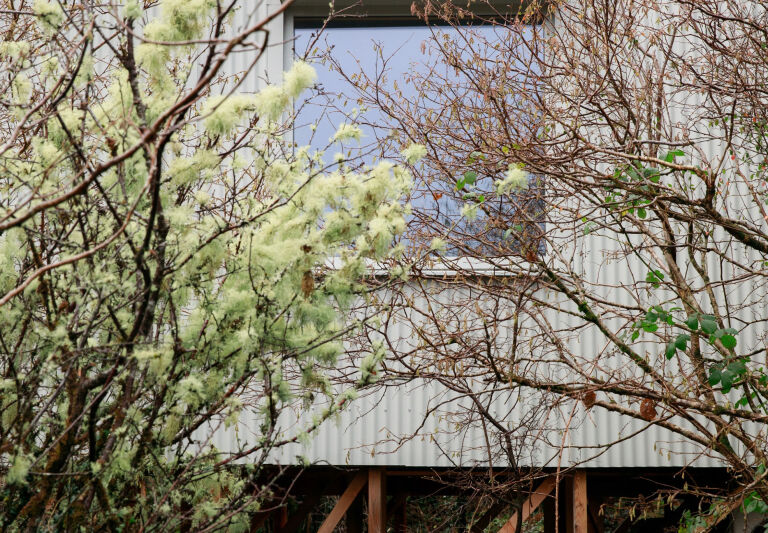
[250,466,749,533]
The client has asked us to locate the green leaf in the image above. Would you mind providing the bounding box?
[663,149,685,163]
[467,151,482,164]
[743,492,768,514]
[637,207,647,218]
[727,359,747,376]
[643,167,661,183]
[645,270,664,288]
[721,334,737,349]
[665,342,677,360]
[463,170,477,185]
[721,369,735,393]
[700,316,717,334]
[674,334,690,350]
[685,315,698,330]
[708,367,721,386]
[710,360,746,393]
[642,323,658,333]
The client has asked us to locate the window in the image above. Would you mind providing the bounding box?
[288,9,545,260]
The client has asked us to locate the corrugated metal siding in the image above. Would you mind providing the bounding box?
[252,292,728,469]
[207,272,736,469]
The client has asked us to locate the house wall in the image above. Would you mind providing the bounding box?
[207,0,766,471]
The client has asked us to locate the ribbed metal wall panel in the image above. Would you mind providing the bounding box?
[237,273,732,468]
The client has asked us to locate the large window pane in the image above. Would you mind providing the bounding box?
[293,22,543,258]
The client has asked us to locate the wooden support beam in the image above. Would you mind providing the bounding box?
[249,511,270,532]
[250,500,281,532]
[276,506,288,529]
[470,501,509,533]
[275,493,322,533]
[368,468,387,533]
[497,477,557,533]
[572,471,588,533]
[317,472,368,533]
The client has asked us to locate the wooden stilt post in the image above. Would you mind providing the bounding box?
[368,468,387,533]
[277,507,288,528]
[497,477,556,533]
[317,472,367,533]
[250,499,280,532]
[572,471,588,533]
[250,510,270,532]
[470,501,509,533]
[275,493,323,533]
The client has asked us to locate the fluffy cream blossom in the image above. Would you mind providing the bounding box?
[194,190,211,207]
[32,0,64,33]
[401,143,427,164]
[202,94,256,135]
[461,203,478,220]
[495,165,529,194]
[12,74,32,105]
[429,238,447,251]
[123,0,141,19]
[7,453,31,485]
[254,86,289,122]
[284,61,317,99]
[0,41,30,60]
[332,123,363,143]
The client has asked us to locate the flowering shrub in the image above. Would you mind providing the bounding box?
[0,1,409,529]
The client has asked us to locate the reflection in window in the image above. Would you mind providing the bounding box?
[293,22,544,259]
